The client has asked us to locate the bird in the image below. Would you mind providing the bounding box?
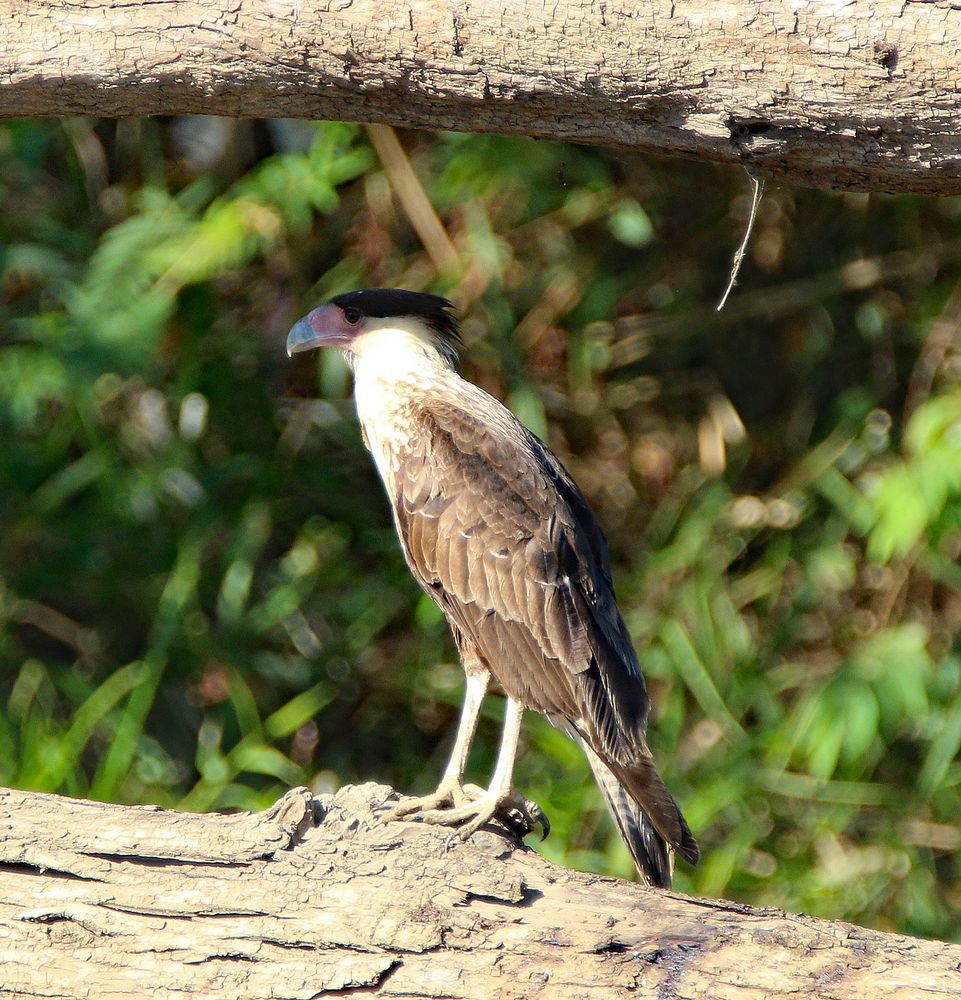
[287,288,699,887]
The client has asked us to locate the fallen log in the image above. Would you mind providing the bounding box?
[0,782,957,998]
[2,2,961,194]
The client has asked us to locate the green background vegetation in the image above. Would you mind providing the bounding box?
[3,117,961,940]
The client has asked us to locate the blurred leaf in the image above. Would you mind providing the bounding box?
[264,683,334,740]
[919,689,961,796]
[0,346,68,429]
[608,198,654,248]
[866,466,928,562]
[658,619,744,740]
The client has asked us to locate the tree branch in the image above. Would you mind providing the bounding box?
[2,2,960,195]
[1,783,958,998]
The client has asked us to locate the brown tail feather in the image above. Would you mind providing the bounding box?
[606,755,700,868]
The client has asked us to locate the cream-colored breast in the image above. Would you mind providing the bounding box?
[349,320,459,494]
[354,374,417,495]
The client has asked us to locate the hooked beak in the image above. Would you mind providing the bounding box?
[286,316,320,357]
[285,304,352,357]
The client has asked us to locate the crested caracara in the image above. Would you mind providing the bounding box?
[287,289,698,887]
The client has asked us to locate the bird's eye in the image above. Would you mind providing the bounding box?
[343,307,362,325]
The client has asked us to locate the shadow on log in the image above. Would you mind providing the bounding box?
[0,783,958,998]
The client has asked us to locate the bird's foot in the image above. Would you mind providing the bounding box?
[416,790,550,843]
[379,780,485,823]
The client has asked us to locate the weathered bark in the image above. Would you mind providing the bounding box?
[0,783,958,999]
[1,2,960,195]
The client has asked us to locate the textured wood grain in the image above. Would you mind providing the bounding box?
[2,1,960,194]
[0,782,959,998]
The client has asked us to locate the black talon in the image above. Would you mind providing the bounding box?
[495,796,550,841]
[527,800,550,841]
[501,807,532,838]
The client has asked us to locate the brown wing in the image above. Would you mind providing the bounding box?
[390,385,646,764]
[388,383,698,874]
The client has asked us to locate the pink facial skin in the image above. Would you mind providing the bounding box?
[286,303,364,356]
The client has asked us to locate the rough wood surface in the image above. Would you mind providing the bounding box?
[0,783,959,999]
[2,2,961,195]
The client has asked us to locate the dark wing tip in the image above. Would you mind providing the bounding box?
[676,818,701,867]
[615,791,699,887]
[579,742,681,888]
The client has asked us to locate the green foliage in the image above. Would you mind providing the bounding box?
[2,117,961,940]
[866,391,961,561]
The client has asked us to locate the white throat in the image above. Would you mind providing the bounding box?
[350,318,454,380]
[350,319,457,492]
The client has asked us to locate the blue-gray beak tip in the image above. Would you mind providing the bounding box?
[286,316,317,358]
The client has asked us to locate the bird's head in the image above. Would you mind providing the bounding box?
[286,289,461,368]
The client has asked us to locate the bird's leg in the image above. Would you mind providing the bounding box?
[382,668,490,820]
[416,697,549,841]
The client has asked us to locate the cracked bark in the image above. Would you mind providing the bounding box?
[0,783,959,999]
[1,2,960,195]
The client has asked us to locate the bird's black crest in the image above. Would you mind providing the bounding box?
[330,289,462,352]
